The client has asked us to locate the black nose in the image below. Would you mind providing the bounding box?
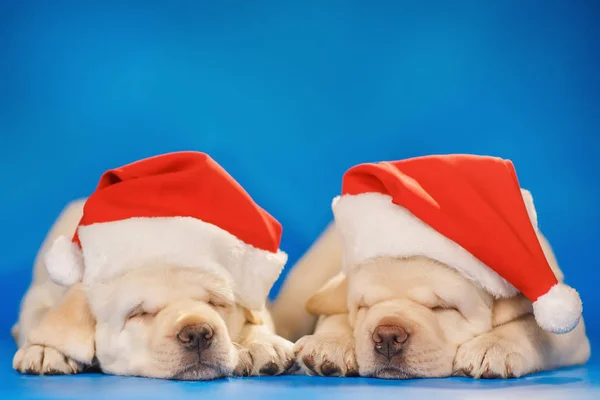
[372,325,408,360]
[177,323,214,351]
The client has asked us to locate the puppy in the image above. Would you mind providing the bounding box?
[274,224,591,378]
[13,200,294,379]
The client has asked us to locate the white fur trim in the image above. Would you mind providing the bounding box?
[532,283,582,334]
[44,235,84,286]
[332,193,519,298]
[77,217,287,310]
[520,189,538,230]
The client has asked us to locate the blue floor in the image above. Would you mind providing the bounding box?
[1,338,598,400]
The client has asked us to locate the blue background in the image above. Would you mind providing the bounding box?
[1,1,598,398]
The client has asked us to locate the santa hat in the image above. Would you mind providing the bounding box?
[332,154,582,334]
[44,151,287,310]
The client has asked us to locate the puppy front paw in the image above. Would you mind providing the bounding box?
[293,333,358,377]
[13,345,82,375]
[453,333,537,379]
[234,335,295,377]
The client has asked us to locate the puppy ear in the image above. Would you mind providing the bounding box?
[306,273,349,316]
[27,283,96,365]
[242,307,264,325]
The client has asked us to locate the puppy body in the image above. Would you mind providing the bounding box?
[13,200,294,379]
[277,225,591,378]
[271,223,342,342]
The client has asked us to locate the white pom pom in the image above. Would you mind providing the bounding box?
[533,283,582,334]
[44,235,84,286]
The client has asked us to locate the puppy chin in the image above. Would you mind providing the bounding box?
[358,355,416,379]
[171,344,239,381]
[363,362,446,379]
[171,363,232,381]
[357,347,454,379]
[370,367,413,380]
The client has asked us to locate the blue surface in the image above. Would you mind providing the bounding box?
[1,0,599,398]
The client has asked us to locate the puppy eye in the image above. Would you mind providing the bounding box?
[127,305,154,320]
[432,305,458,312]
[127,310,147,320]
[208,299,228,309]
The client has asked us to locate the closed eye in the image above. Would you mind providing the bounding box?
[208,298,232,310]
[208,300,226,308]
[126,303,157,320]
[432,305,458,312]
[431,304,466,319]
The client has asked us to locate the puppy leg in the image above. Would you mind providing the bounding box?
[13,199,85,347]
[453,316,591,378]
[13,284,96,375]
[233,321,295,377]
[293,314,358,377]
[14,280,67,348]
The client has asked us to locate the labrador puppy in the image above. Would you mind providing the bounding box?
[13,200,294,380]
[274,224,590,378]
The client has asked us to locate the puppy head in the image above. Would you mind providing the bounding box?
[307,256,496,378]
[32,264,259,380]
[86,264,255,380]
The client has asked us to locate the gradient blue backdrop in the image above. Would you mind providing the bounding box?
[1,1,599,399]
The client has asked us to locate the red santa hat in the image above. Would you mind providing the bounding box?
[44,151,287,310]
[332,154,582,334]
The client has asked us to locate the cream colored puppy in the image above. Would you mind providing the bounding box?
[13,200,294,380]
[274,225,591,379]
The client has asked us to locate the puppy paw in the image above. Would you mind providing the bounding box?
[13,345,82,375]
[453,333,536,379]
[293,333,358,377]
[234,335,295,377]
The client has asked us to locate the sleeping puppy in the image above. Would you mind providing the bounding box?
[13,199,294,379]
[275,155,591,379]
[277,224,590,378]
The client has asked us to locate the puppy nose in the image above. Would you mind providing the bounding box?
[372,325,408,360]
[177,323,214,351]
